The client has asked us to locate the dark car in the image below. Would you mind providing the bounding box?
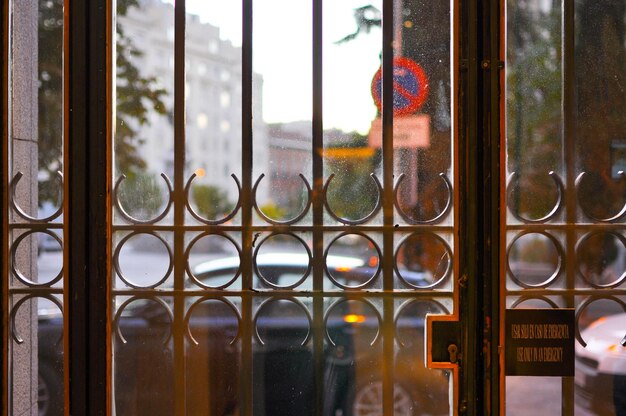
[37,253,449,415]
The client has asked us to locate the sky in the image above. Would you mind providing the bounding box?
[170,0,383,134]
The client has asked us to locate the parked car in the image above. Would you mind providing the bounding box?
[37,253,449,415]
[575,313,626,415]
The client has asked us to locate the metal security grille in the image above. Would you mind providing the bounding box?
[107,1,457,415]
[6,0,624,415]
[504,1,626,414]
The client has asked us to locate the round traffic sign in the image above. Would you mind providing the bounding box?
[371,57,429,116]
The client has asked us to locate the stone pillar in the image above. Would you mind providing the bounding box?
[9,1,39,414]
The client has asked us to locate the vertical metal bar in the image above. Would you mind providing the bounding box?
[311,0,323,294]
[173,0,187,414]
[67,0,88,412]
[381,0,394,414]
[462,0,479,413]
[105,3,114,414]
[562,0,576,281]
[497,0,508,413]
[1,0,8,413]
[241,0,254,414]
[67,0,110,413]
[561,1,576,414]
[311,0,324,414]
[488,0,502,414]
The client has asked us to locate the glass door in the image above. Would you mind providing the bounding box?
[107,0,458,415]
[5,0,625,415]
[504,0,626,414]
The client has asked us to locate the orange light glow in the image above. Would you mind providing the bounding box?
[335,266,352,272]
[589,317,607,329]
[368,256,378,267]
[344,314,366,324]
[194,168,206,178]
[608,344,622,353]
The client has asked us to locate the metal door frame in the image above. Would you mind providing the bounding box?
[0,0,508,415]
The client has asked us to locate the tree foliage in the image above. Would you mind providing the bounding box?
[507,0,626,219]
[192,184,234,220]
[38,0,168,205]
[506,0,563,218]
[325,133,380,221]
[117,172,165,219]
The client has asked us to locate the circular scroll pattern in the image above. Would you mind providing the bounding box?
[325,299,381,347]
[114,296,173,345]
[185,173,242,225]
[253,173,312,225]
[576,231,626,288]
[185,232,241,290]
[395,299,449,349]
[113,173,173,224]
[506,231,564,288]
[576,171,626,223]
[253,233,312,289]
[395,232,452,289]
[11,230,63,287]
[10,171,64,223]
[575,296,626,348]
[506,171,564,223]
[324,173,382,225]
[184,297,241,346]
[11,295,63,344]
[394,172,452,225]
[254,298,311,346]
[113,232,173,289]
[324,233,381,289]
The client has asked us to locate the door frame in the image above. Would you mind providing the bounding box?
[0,0,507,415]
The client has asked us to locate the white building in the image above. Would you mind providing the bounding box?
[118,0,268,204]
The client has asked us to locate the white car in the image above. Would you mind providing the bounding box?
[575,313,626,415]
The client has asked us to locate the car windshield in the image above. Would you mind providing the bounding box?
[191,253,368,290]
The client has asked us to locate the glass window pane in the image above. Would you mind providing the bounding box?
[505,1,626,413]
[109,1,456,414]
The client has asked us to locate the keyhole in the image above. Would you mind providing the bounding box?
[448,344,458,363]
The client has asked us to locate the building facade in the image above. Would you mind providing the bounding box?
[118,0,268,205]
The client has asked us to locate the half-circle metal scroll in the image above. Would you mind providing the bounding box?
[11,230,63,287]
[393,172,452,225]
[185,232,242,289]
[506,230,565,289]
[113,231,173,289]
[506,171,564,223]
[394,299,449,348]
[253,232,312,289]
[323,173,382,225]
[324,298,381,347]
[184,296,241,346]
[575,230,626,289]
[510,296,560,310]
[185,173,242,225]
[575,296,626,348]
[576,171,626,222]
[114,296,174,345]
[10,171,64,223]
[252,173,312,225]
[253,297,312,347]
[113,173,173,224]
[11,294,63,344]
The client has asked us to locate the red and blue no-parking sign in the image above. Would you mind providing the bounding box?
[371,57,429,116]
